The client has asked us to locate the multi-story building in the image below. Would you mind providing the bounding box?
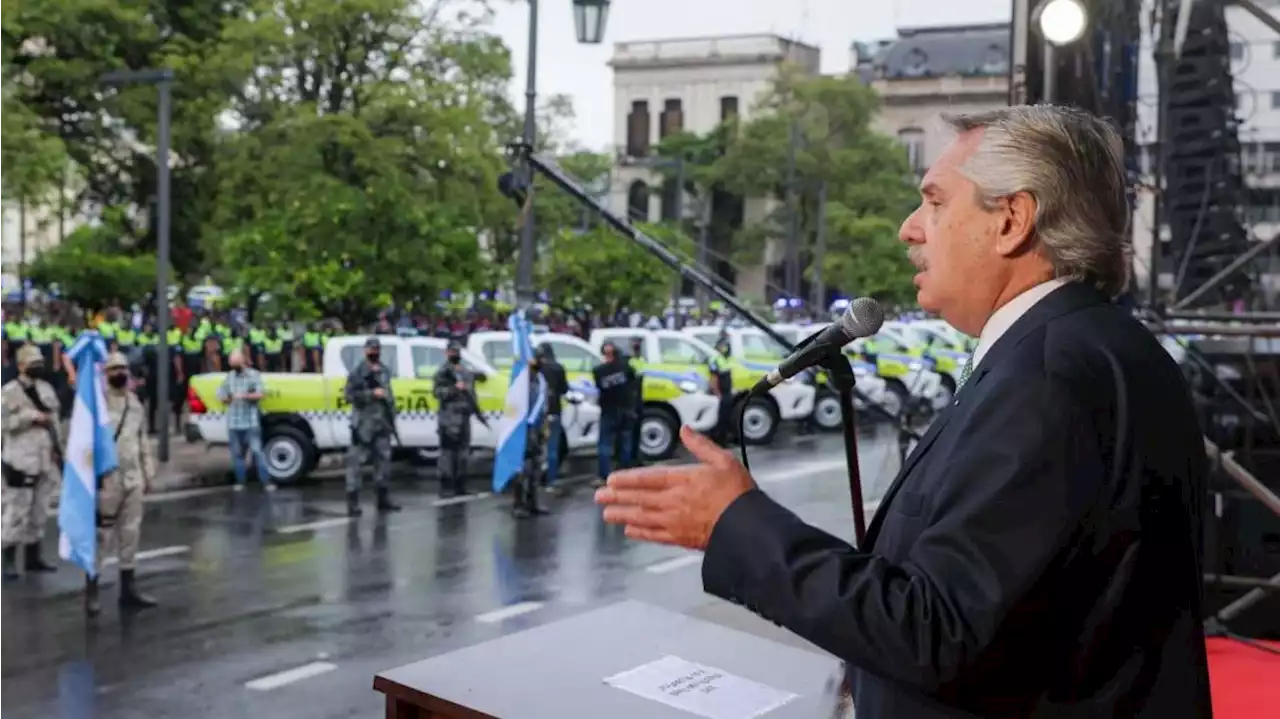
[608,33,821,299]
[853,23,1011,176]
[1,186,90,298]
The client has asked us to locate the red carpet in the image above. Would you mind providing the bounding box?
[1208,637,1280,719]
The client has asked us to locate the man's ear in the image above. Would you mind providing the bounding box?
[994,190,1038,257]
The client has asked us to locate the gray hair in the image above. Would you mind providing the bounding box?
[942,105,1132,297]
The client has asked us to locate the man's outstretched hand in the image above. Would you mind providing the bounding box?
[594,426,757,550]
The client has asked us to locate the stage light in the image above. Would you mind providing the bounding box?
[1038,0,1088,46]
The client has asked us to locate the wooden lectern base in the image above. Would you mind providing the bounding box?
[372,600,840,719]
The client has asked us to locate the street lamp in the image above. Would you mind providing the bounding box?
[100,67,176,463]
[573,0,611,44]
[1033,0,1088,103]
[515,1,611,309]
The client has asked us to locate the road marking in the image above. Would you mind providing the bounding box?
[645,553,703,574]
[754,459,850,485]
[145,485,233,503]
[433,492,492,507]
[275,517,353,534]
[245,661,338,691]
[104,545,191,566]
[475,601,544,624]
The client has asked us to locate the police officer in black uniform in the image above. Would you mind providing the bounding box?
[709,337,735,446]
[628,338,646,466]
[591,342,638,487]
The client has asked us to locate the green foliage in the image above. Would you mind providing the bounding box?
[26,226,167,310]
[209,0,512,324]
[707,70,920,300]
[1,83,69,204]
[821,209,917,306]
[3,0,246,274]
[537,222,687,322]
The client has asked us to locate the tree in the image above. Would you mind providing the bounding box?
[26,222,167,310]
[1,83,69,206]
[711,69,919,301]
[209,0,513,326]
[2,0,248,274]
[537,222,688,332]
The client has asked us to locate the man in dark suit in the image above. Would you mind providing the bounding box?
[595,105,1212,718]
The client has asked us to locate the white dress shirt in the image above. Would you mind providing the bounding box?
[971,278,1069,370]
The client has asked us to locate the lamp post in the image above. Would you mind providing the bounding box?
[100,67,176,462]
[1033,0,1088,103]
[515,0,611,309]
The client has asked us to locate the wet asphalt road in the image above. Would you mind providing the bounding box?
[2,427,907,719]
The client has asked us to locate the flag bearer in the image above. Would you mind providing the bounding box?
[1,345,63,580]
[87,352,158,615]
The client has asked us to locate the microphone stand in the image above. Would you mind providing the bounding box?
[510,146,906,545]
[817,347,868,546]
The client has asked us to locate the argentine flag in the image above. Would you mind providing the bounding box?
[491,311,547,493]
[58,332,118,577]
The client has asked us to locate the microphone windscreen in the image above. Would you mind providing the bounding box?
[842,297,885,338]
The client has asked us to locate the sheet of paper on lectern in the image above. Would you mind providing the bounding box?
[603,655,799,719]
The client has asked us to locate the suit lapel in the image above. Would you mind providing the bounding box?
[863,282,1107,549]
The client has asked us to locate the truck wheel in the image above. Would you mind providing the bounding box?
[739,397,780,446]
[262,426,318,484]
[812,389,844,431]
[639,406,680,460]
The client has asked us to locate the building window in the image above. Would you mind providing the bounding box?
[627,180,650,223]
[626,101,650,158]
[1229,42,1244,61]
[660,99,683,140]
[897,128,925,173]
[720,96,739,122]
[1273,40,1280,59]
[1272,91,1280,110]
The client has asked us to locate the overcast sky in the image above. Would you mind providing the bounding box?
[486,0,1014,150]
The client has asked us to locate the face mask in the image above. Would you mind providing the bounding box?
[447,355,460,365]
[367,352,380,363]
[233,366,244,374]
[108,374,129,388]
[23,366,45,380]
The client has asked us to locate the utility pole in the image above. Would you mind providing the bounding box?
[812,181,828,311]
[783,120,802,301]
[671,157,686,326]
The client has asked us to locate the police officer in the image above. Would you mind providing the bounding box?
[512,351,550,517]
[535,344,570,494]
[591,342,638,487]
[1,345,63,580]
[628,338,646,465]
[432,341,476,497]
[710,337,735,446]
[88,352,158,615]
[344,338,401,516]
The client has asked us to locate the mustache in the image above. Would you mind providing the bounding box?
[907,247,927,270]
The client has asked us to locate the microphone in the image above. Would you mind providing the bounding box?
[752,297,885,394]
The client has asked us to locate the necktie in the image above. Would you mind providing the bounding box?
[957,355,974,391]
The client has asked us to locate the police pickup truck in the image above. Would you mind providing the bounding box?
[184,334,601,483]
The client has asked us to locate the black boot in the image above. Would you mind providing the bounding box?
[85,575,101,616]
[511,474,532,519]
[118,569,157,609]
[2,547,19,581]
[24,543,57,573]
[524,474,549,516]
[346,491,363,517]
[376,487,401,513]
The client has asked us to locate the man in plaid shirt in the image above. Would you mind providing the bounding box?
[217,350,276,491]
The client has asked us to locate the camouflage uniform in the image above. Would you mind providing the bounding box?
[87,352,158,614]
[343,337,401,516]
[1,345,63,577]
[98,371,154,575]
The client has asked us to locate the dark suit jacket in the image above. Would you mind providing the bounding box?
[702,282,1213,718]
